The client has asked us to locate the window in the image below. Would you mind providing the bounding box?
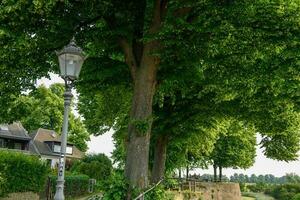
[0,139,4,148]
[53,145,72,154]
[14,143,22,150]
[54,144,61,153]
[66,146,73,154]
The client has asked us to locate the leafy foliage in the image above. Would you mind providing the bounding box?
[2,84,90,151]
[71,153,112,182]
[0,151,49,196]
[49,174,90,198]
[210,120,256,169]
[0,172,7,197]
[102,170,135,200]
[231,173,300,185]
[266,184,300,200]
[1,0,300,189]
[292,193,300,200]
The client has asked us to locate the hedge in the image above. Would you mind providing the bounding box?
[0,172,7,197]
[292,193,300,200]
[70,153,112,182]
[0,150,49,196]
[49,174,90,198]
[265,184,300,200]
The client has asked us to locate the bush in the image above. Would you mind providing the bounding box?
[144,185,171,200]
[292,193,300,200]
[102,171,131,200]
[71,153,112,183]
[266,184,300,200]
[0,172,7,197]
[247,182,268,192]
[49,174,90,198]
[102,170,170,200]
[0,150,49,196]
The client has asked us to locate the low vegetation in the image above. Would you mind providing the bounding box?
[0,151,49,197]
[49,174,90,198]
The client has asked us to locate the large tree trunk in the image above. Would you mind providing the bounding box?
[213,164,217,182]
[219,166,222,182]
[124,43,158,193]
[121,1,166,198]
[151,134,168,184]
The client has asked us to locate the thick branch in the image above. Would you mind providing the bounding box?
[173,7,192,17]
[74,15,103,32]
[149,0,168,33]
[119,39,137,81]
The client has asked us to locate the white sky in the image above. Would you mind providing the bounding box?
[37,73,300,177]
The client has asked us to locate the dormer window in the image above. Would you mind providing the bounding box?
[53,144,61,153]
[53,144,73,155]
[66,146,73,154]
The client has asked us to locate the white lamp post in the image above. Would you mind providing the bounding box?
[54,40,85,200]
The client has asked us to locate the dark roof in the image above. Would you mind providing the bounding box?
[0,122,31,141]
[32,128,84,159]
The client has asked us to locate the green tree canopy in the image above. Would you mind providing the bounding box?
[1,0,300,190]
[210,120,256,170]
[2,84,90,151]
[71,153,113,182]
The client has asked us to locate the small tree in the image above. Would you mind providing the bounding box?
[71,153,112,182]
[210,120,256,181]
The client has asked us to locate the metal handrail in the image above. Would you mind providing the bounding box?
[133,179,164,200]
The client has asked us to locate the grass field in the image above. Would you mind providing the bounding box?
[242,192,275,200]
[242,197,256,200]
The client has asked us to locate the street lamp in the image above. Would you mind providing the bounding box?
[54,40,85,200]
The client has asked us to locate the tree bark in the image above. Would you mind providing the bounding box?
[151,134,168,184]
[186,165,189,180]
[122,0,166,196]
[213,164,217,182]
[219,166,222,182]
[179,168,182,179]
[124,42,158,192]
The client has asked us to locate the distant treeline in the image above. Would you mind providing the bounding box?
[230,173,300,184]
[187,173,300,184]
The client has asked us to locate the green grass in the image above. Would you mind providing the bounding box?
[242,197,256,200]
[242,192,275,200]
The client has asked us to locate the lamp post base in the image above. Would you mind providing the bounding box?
[54,180,65,200]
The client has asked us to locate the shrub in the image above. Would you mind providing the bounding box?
[292,193,300,200]
[49,174,90,198]
[247,182,268,192]
[266,184,300,200]
[144,185,171,200]
[0,150,49,196]
[102,170,170,200]
[102,171,131,200]
[0,172,7,197]
[71,153,112,183]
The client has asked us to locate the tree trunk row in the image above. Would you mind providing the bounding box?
[213,164,223,182]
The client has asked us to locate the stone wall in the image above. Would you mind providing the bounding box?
[168,182,241,200]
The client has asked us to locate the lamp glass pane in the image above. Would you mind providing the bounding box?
[58,55,66,76]
[75,59,84,77]
[58,53,83,79]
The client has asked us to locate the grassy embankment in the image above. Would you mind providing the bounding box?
[242,192,275,200]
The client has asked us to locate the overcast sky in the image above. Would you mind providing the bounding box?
[37,73,300,177]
